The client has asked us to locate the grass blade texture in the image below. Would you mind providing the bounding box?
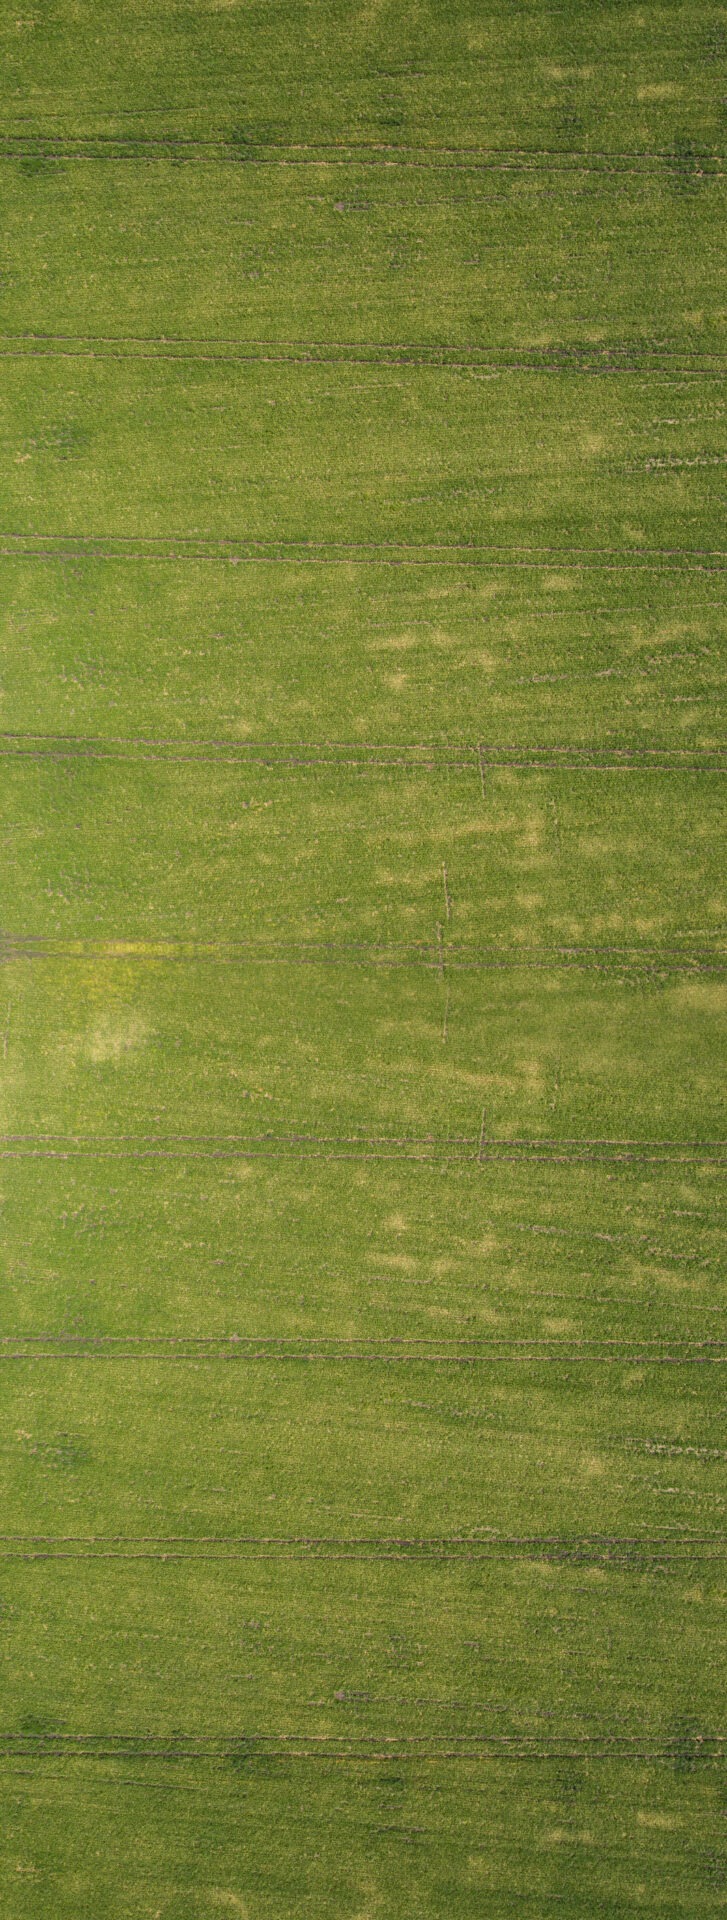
[0,3,725,1916]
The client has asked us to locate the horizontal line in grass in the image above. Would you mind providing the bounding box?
[0,537,726,574]
[3,139,723,154]
[4,1329,726,1358]
[4,1334,722,1348]
[0,1724,724,1766]
[0,733,723,772]
[0,1129,723,1143]
[2,1352,723,1365]
[2,1549,725,1569]
[0,334,723,374]
[0,1134,723,1168]
[3,1532,721,1544]
[3,937,724,975]
[3,330,725,357]
[1,731,722,747]
[0,137,723,174]
[1,538,725,555]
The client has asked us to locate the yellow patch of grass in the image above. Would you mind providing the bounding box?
[636,83,681,100]
[636,1811,683,1830]
[86,1011,150,1064]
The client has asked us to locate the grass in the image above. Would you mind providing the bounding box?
[0,1,726,1915]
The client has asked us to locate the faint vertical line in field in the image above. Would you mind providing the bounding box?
[478,1109,487,1163]
[437,919,449,1040]
[442,864,452,922]
[550,795,561,859]
[477,742,487,800]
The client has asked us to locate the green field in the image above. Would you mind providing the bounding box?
[1,3,726,1915]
